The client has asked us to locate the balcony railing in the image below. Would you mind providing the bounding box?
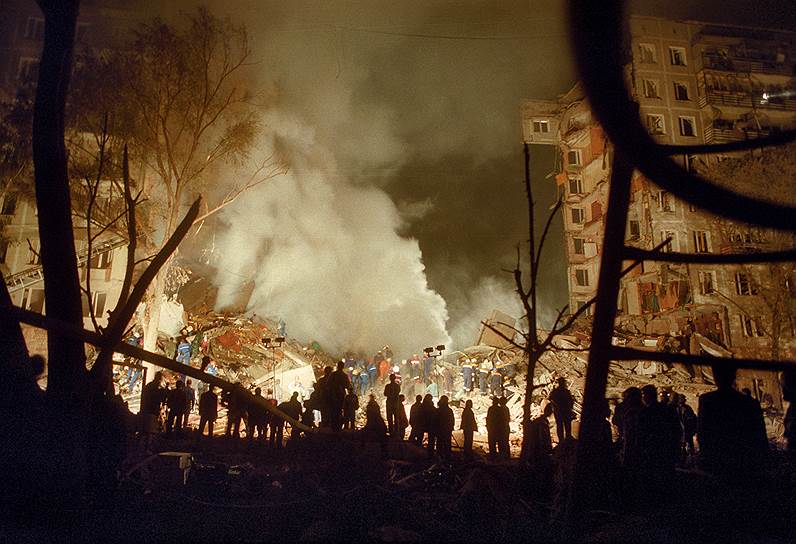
[698,89,796,111]
[701,52,795,76]
[704,124,771,144]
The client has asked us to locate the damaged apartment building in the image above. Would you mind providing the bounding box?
[523,15,796,407]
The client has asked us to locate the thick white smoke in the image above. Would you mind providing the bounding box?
[214,111,450,357]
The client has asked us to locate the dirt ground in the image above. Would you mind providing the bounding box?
[3,429,796,543]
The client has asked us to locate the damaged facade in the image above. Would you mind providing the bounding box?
[523,15,796,412]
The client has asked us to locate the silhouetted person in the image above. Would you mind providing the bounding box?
[549,377,574,443]
[498,396,511,458]
[140,371,166,448]
[224,383,247,438]
[436,395,455,458]
[420,394,437,456]
[328,361,352,431]
[384,373,401,436]
[166,380,188,434]
[486,396,501,459]
[315,366,333,428]
[409,394,423,446]
[285,391,303,439]
[248,387,267,442]
[783,370,796,452]
[363,394,388,452]
[396,394,409,440]
[673,393,696,459]
[523,402,553,467]
[198,386,218,439]
[638,384,681,481]
[300,400,315,436]
[615,386,643,468]
[343,389,359,430]
[698,364,768,476]
[460,399,477,458]
[183,379,196,429]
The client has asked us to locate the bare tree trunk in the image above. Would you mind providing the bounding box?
[33,0,85,399]
[32,0,86,504]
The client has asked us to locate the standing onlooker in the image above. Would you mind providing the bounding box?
[486,397,501,459]
[549,377,575,443]
[698,364,768,476]
[140,371,167,448]
[674,393,697,460]
[409,395,423,446]
[198,386,218,439]
[343,389,359,430]
[498,396,511,458]
[166,381,189,434]
[460,399,477,458]
[420,394,437,456]
[436,396,455,458]
[183,379,197,430]
[329,361,353,431]
[638,384,681,480]
[384,374,401,436]
[396,394,409,440]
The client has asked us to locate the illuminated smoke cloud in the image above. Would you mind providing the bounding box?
[214,111,450,357]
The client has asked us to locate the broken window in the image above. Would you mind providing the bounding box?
[575,268,590,287]
[573,237,585,255]
[24,17,44,40]
[669,46,687,66]
[628,220,641,240]
[90,249,114,269]
[22,288,44,313]
[657,190,674,212]
[27,240,41,265]
[17,57,39,81]
[698,270,716,294]
[660,230,677,252]
[1,193,18,215]
[643,79,660,98]
[571,208,585,224]
[646,114,665,135]
[533,120,549,133]
[638,43,657,63]
[674,81,690,100]
[693,230,710,253]
[735,272,758,295]
[82,291,107,318]
[567,149,581,166]
[679,116,696,137]
[739,314,764,337]
[568,176,584,195]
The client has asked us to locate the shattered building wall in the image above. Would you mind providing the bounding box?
[522,14,796,412]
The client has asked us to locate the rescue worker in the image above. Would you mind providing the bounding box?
[367,358,378,389]
[410,355,421,380]
[489,367,503,398]
[462,360,474,392]
[479,360,490,395]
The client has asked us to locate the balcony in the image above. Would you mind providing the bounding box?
[699,89,796,112]
[704,124,771,144]
[701,52,794,76]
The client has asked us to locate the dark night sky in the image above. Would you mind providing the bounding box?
[178,0,794,352]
